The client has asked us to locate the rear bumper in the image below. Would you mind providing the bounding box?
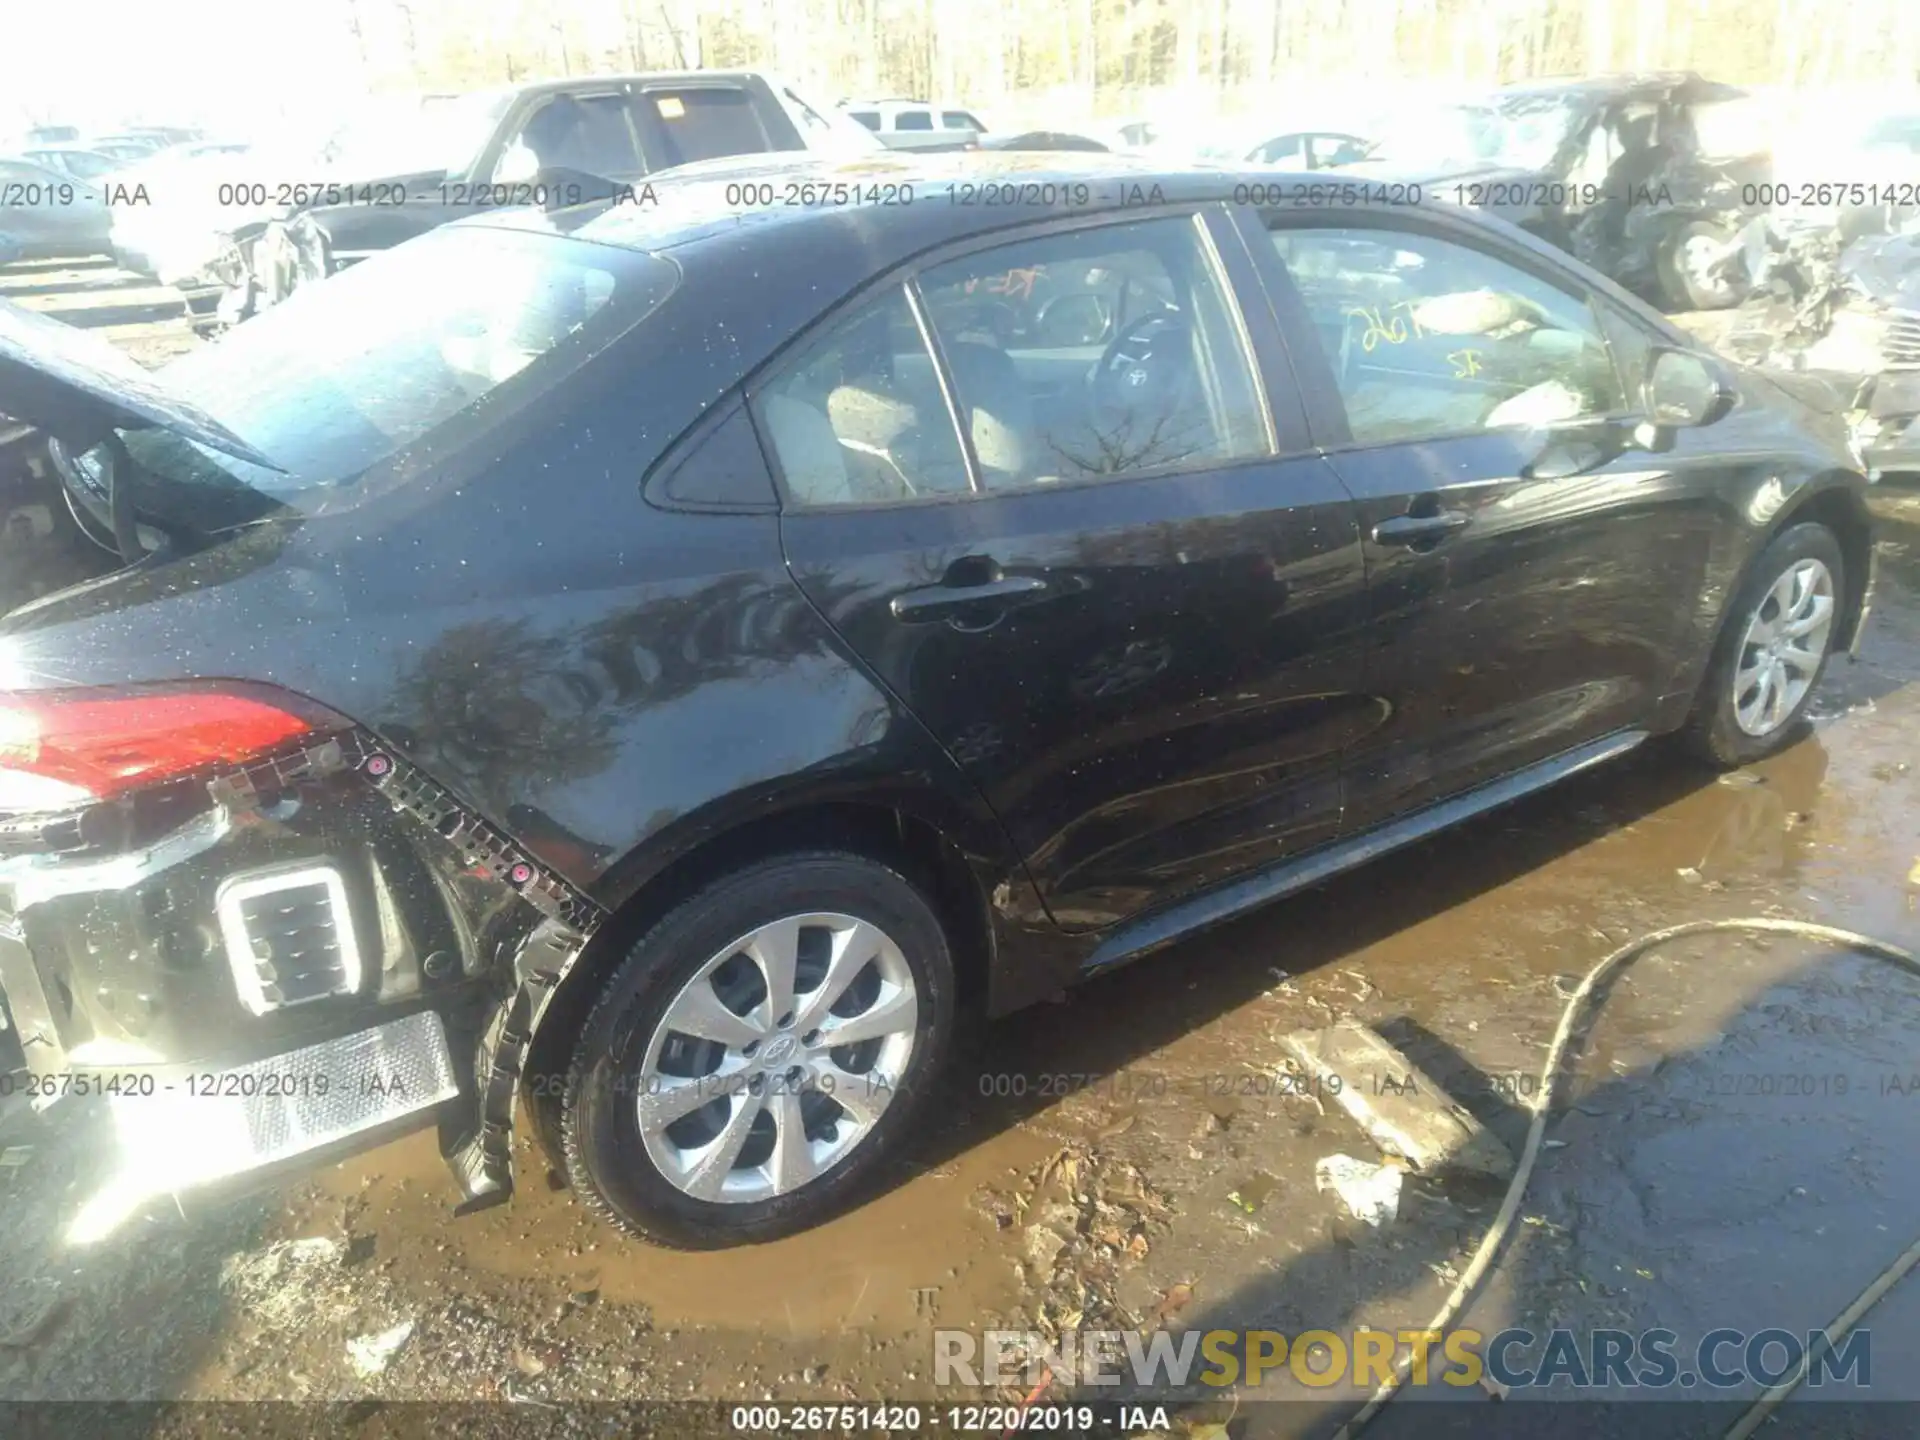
[0,730,603,1226]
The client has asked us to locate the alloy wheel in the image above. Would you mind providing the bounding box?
[1732,557,1835,737]
[634,913,918,1203]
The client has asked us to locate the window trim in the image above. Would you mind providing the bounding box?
[1255,205,1649,456]
[746,204,1287,514]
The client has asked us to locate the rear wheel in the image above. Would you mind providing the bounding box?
[560,851,954,1247]
[1682,522,1843,768]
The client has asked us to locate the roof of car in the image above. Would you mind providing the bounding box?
[474,70,779,101]
[1494,70,1746,104]
[469,150,1263,253]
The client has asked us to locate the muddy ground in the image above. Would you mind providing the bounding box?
[1,261,1918,1438]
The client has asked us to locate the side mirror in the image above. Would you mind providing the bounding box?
[1644,347,1737,430]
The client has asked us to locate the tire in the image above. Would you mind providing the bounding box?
[1657,218,1744,312]
[1682,522,1845,768]
[560,850,955,1248]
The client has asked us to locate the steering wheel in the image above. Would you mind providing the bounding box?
[1092,308,1192,418]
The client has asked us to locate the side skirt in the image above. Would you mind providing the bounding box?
[1082,729,1648,978]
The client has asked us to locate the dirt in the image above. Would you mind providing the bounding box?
[1,270,1917,1437]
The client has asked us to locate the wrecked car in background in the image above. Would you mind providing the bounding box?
[1344,72,1770,311]
[1714,215,1920,480]
[134,73,874,327]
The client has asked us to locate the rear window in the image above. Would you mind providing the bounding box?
[645,88,773,166]
[93,226,677,523]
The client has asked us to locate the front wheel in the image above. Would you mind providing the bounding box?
[560,851,955,1247]
[1658,218,1745,311]
[1682,522,1844,768]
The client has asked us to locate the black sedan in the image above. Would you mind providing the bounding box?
[0,153,1875,1248]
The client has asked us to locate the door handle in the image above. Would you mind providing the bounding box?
[889,573,1051,625]
[1370,510,1472,547]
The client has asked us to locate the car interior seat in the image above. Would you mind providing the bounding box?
[943,340,1042,487]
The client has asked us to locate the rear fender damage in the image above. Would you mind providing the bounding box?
[312,740,608,1215]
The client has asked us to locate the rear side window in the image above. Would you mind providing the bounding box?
[1268,224,1626,446]
[894,111,934,132]
[645,88,773,166]
[942,112,979,130]
[755,287,971,506]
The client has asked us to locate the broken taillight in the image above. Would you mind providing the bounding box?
[0,683,347,812]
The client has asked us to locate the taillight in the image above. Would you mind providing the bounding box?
[0,683,346,811]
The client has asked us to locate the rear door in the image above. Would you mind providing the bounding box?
[1244,205,1723,824]
[761,207,1374,932]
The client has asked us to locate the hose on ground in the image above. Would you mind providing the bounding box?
[1332,917,1920,1440]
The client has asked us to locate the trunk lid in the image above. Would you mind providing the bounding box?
[0,299,280,469]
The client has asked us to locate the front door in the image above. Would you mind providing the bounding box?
[763,209,1374,931]
[1249,209,1722,825]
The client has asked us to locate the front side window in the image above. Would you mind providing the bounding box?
[916,215,1270,487]
[755,287,971,507]
[1270,224,1626,446]
[496,93,646,182]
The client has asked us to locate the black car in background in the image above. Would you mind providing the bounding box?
[0,153,1874,1248]
[159,72,871,325]
[1347,72,1770,311]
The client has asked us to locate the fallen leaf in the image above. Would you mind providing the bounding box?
[1150,1282,1194,1327]
[1909,858,1920,886]
[1126,1232,1150,1260]
[1095,1113,1137,1141]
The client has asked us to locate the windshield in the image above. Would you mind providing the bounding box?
[1370,94,1584,171]
[92,225,677,527]
[313,90,513,178]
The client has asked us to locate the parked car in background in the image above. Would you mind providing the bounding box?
[114,127,206,149]
[22,126,79,145]
[99,140,255,289]
[0,157,111,261]
[86,134,168,160]
[839,98,985,150]
[1343,72,1771,310]
[978,131,1107,153]
[0,152,1873,1248]
[1768,102,1920,243]
[135,73,873,326]
[19,144,135,186]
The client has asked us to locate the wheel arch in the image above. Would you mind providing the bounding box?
[519,793,1002,1169]
[1766,476,1875,655]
